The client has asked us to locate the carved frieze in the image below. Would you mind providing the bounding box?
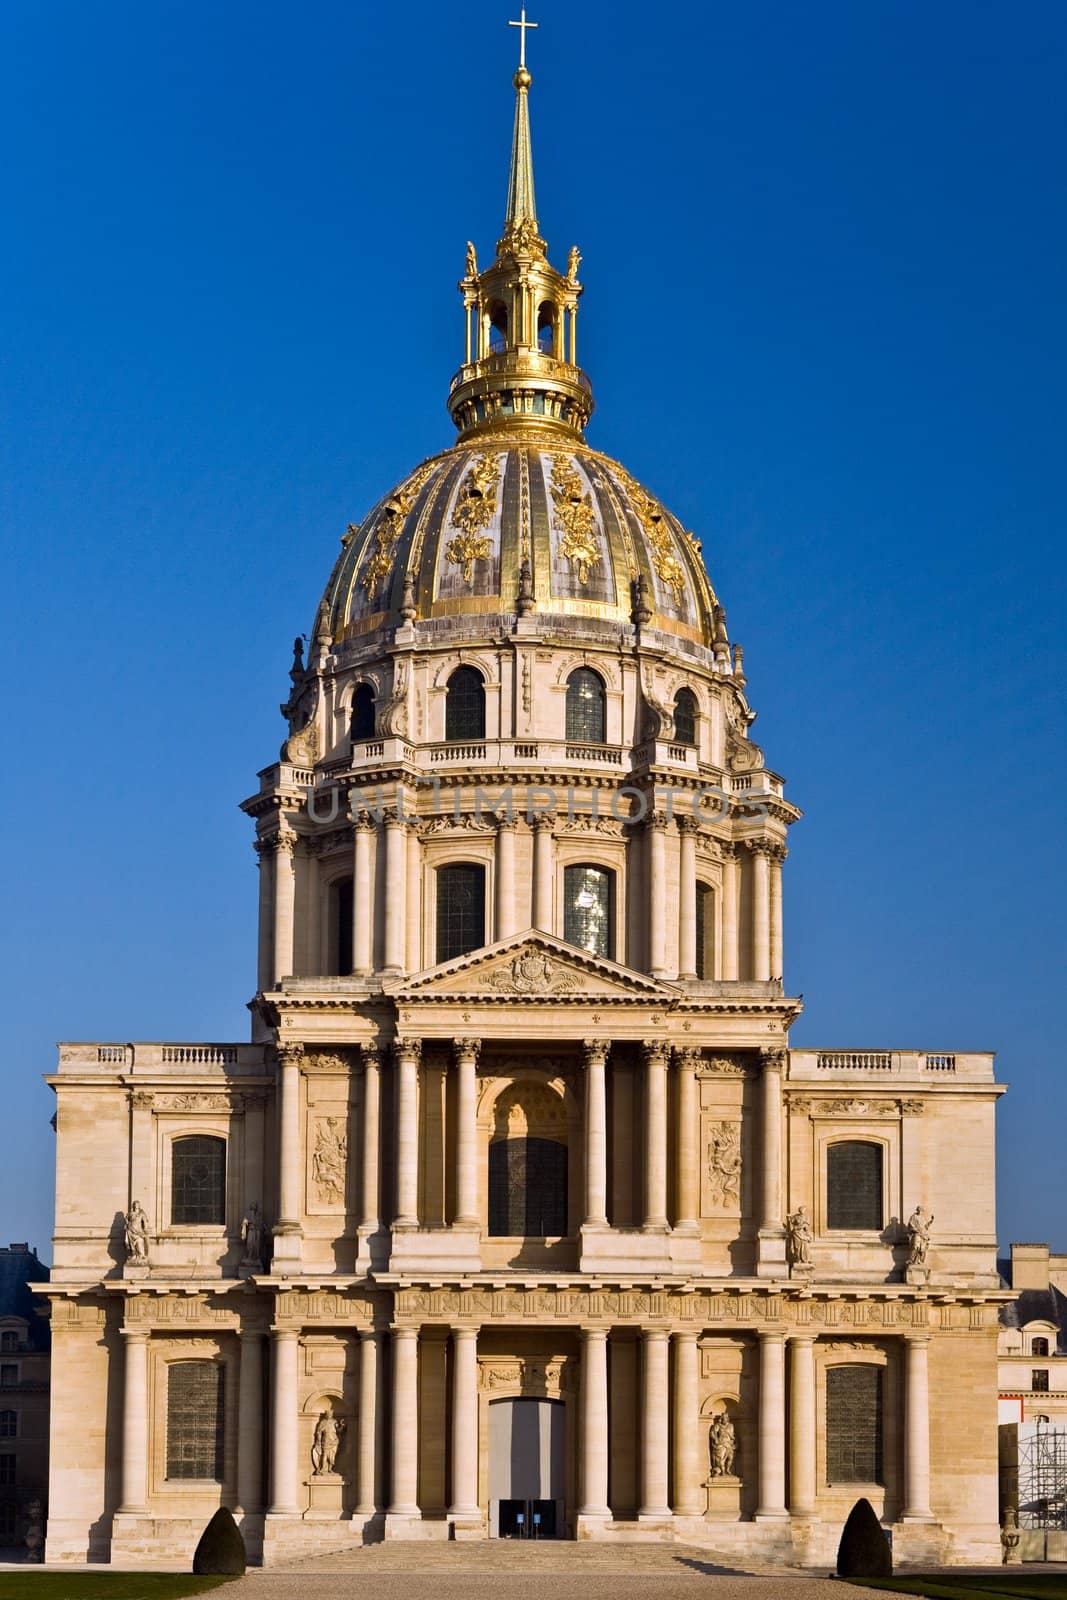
[310,1117,348,1207]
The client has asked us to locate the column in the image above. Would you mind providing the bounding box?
[275,1044,303,1234]
[759,1048,784,1236]
[449,1327,480,1519]
[582,1040,608,1228]
[642,1043,668,1231]
[394,1038,420,1228]
[531,814,554,930]
[236,1328,264,1515]
[269,1329,300,1514]
[389,1328,420,1516]
[352,813,373,974]
[495,817,518,939]
[354,1330,381,1518]
[769,844,785,981]
[405,819,422,972]
[255,839,275,992]
[902,1336,934,1520]
[677,817,698,979]
[750,841,771,983]
[569,302,577,365]
[118,1328,148,1513]
[638,1328,671,1519]
[788,1335,816,1518]
[721,843,740,981]
[647,814,668,977]
[454,1038,480,1227]
[672,1331,703,1516]
[382,808,407,973]
[674,1048,700,1232]
[272,832,296,986]
[578,1328,609,1518]
[360,1047,381,1234]
[755,1332,788,1519]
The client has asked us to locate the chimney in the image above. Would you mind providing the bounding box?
[1011,1242,1051,1291]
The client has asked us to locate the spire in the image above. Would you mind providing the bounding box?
[448,10,593,441]
[502,11,543,254]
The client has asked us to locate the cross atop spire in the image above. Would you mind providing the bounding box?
[508,7,538,69]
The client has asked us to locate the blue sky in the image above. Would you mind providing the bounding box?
[2,1,1064,1258]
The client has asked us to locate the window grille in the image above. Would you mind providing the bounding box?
[166,1361,225,1481]
[350,683,376,742]
[565,668,606,743]
[171,1136,226,1226]
[488,1138,568,1237]
[695,882,713,977]
[0,1454,14,1487]
[1034,1370,1051,1392]
[563,864,613,958]
[0,1412,15,1438]
[445,667,486,741]
[826,1365,883,1483]
[436,864,486,963]
[826,1140,883,1230]
[673,687,697,745]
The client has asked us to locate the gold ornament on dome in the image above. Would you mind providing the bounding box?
[610,464,687,598]
[444,453,501,582]
[550,456,601,584]
[359,461,436,595]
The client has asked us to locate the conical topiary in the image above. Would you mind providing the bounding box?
[192,1506,246,1576]
[836,1496,892,1578]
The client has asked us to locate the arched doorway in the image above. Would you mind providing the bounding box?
[488,1397,565,1538]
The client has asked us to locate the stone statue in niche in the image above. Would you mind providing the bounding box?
[123,1200,150,1261]
[906,1205,933,1266]
[708,1411,737,1478]
[240,1202,265,1269]
[705,1122,741,1209]
[312,1118,347,1205]
[311,1409,345,1476]
[23,1499,44,1562]
[786,1205,813,1268]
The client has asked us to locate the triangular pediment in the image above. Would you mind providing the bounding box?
[387,929,676,1004]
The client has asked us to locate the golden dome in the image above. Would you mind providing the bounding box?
[318,38,726,657]
[323,442,722,649]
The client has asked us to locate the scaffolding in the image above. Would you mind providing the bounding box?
[1017,1423,1067,1529]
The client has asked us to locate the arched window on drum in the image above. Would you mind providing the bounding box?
[350,682,376,743]
[565,668,606,744]
[673,687,698,746]
[445,666,486,741]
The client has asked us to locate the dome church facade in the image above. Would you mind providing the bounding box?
[41,30,1005,1570]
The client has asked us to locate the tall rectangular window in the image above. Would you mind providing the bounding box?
[1033,1370,1050,1392]
[563,865,613,958]
[166,1361,225,1481]
[171,1136,226,1226]
[0,1453,14,1486]
[0,1367,16,1389]
[826,1365,883,1484]
[436,863,486,963]
[826,1141,883,1231]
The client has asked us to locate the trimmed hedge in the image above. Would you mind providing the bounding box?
[837,1496,893,1579]
[192,1507,246,1576]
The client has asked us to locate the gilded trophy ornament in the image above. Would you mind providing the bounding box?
[360,461,435,595]
[550,456,601,584]
[445,453,501,582]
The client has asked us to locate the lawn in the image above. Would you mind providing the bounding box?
[0,1576,232,1599]
[856,1577,1067,1600]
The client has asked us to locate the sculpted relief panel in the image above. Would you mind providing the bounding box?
[702,1119,742,1216]
[307,1115,348,1212]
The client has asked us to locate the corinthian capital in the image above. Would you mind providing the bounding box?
[759,1047,788,1074]
[277,1042,305,1070]
[395,1037,422,1065]
[581,1039,609,1068]
[454,1037,482,1066]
